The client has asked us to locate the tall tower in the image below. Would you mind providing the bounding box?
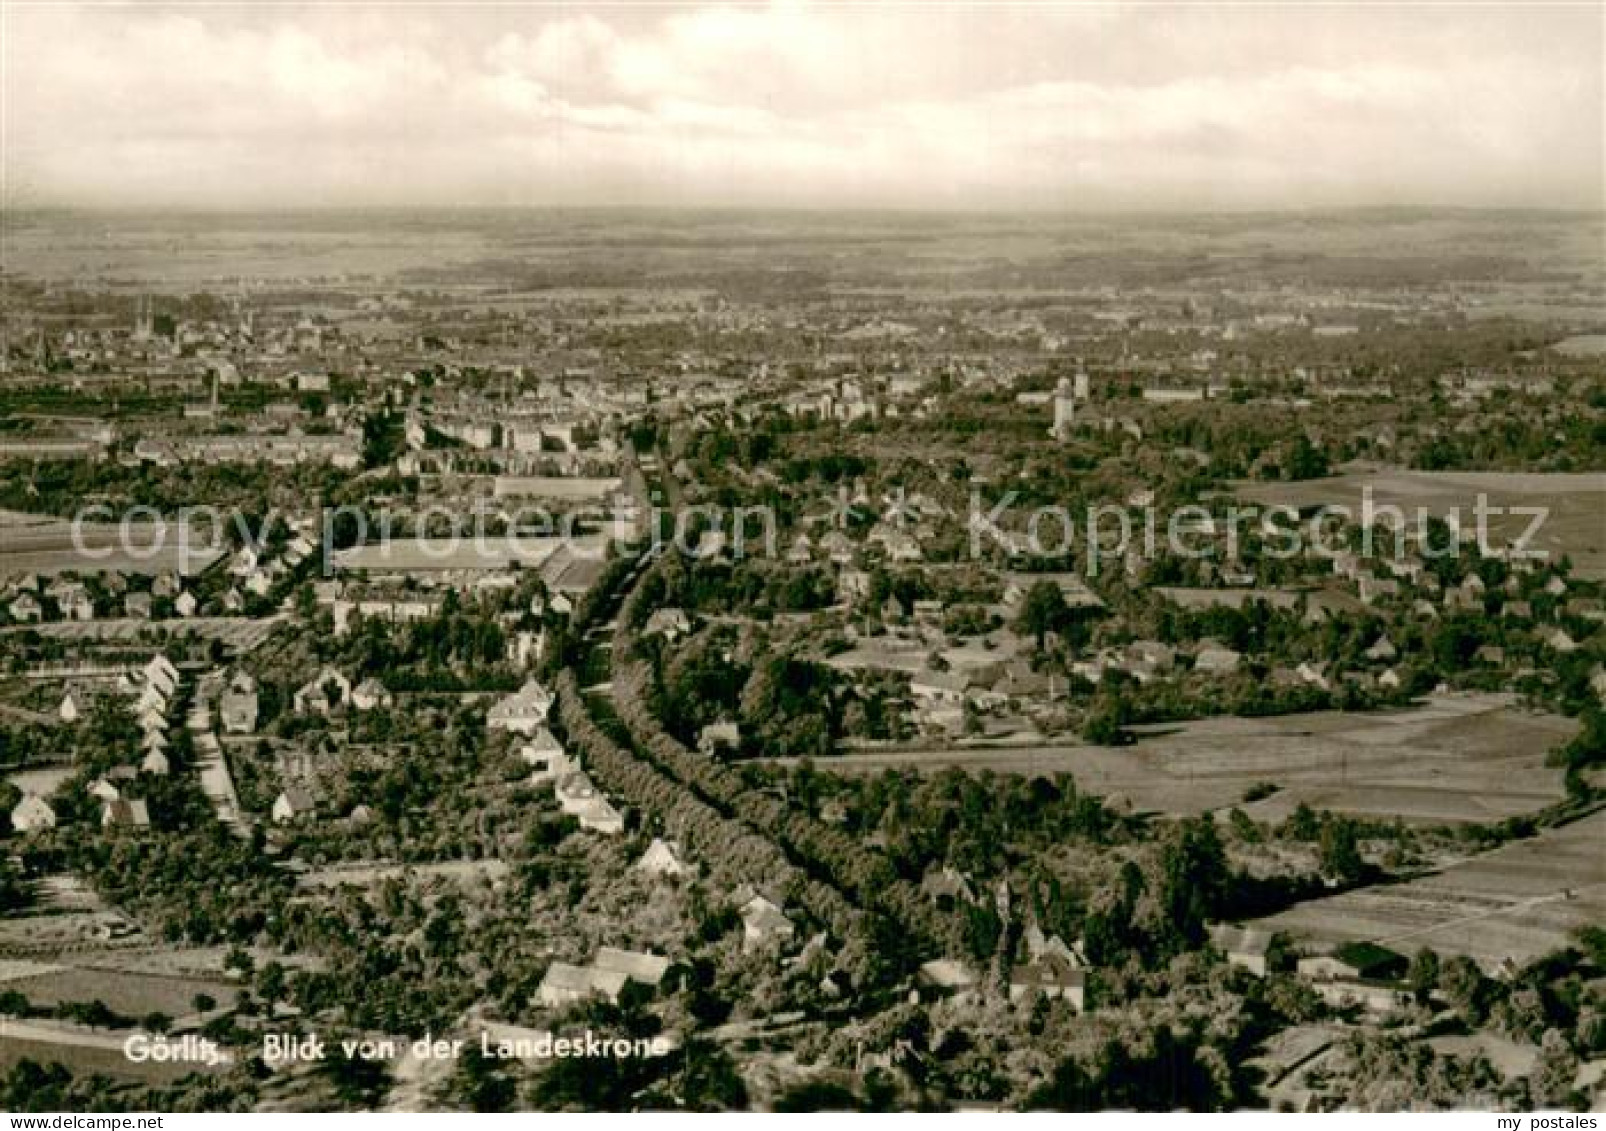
[1073,364,1090,402]
[1051,377,1075,440]
[133,296,153,342]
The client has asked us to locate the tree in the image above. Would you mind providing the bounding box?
[1016,581,1066,650]
[1409,948,1440,1004]
[1319,817,1365,884]
[324,1043,391,1109]
[1440,956,1488,1025]
[445,1046,515,1112]
[1157,817,1228,950]
[256,961,287,1018]
[1533,1029,1580,1108]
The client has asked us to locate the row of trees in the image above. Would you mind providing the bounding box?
[610,561,963,962]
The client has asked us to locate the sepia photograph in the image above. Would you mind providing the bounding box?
[0,0,1602,1119]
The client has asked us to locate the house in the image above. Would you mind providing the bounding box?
[555,770,600,813]
[874,528,923,563]
[293,667,351,715]
[1364,635,1398,663]
[1502,600,1533,621]
[1126,640,1177,672]
[1295,661,1331,691]
[697,720,741,757]
[1544,628,1578,654]
[10,793,56,833]
[1357,574,1400,606]
[1589,664,1606,701]
[553,772,623,833]
[519,728,572,781]
[124,592,153,619]
[739,893,795,950]
[47,580,94,621]
[135,703,167,734]
[8,593,42,623]
[820,531,856,565]
[636,837,694,878]
[575,796,624,835]
[1297,943,1413,1015]
[836,566,872,603]
[1566,598,1605,622]
[591,947,671,991]
[350,677,392,711]
[1446,576,1486,611]
[922,865,977,906]
[994,658,1053,700]
[58,685,89,724]
[140,748,171,775]
[486,679,555,735]
[1212,924,1274,976]
[136,676,170,711]
[1193,643,1242,676]
[1023,924,1086,966]
[1008,953,1087,1010]
[271,786,317,824]
[174,590,198,618]
[784,534,813,564]
[1297,941,1407,983]
[538,962,622,1008]
[537,949,670,1008]
[219,673,259,734]
[910,669,969,704]
[642,608,691,640]
[145,654,179,692]
[101,797,151,829]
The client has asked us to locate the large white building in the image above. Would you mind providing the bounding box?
[1051,377,1076,440]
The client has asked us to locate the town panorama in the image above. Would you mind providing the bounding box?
[1,5,1604,1120]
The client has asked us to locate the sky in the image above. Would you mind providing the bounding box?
[2,2,1601,212]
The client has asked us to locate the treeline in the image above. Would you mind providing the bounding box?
[609,562,962,961]
[553,669,857,944]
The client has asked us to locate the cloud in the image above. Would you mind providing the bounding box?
[3,2,1600,210]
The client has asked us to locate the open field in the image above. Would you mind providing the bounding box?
[1551,334,1606,357]
[777,693,1573,825]
[0,519,223,577]
[1255,808,1606,969]
[0,1020,206,1083]
[0,910,137,956]
[1234,469,1606,579]
[0,965,234,1019]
